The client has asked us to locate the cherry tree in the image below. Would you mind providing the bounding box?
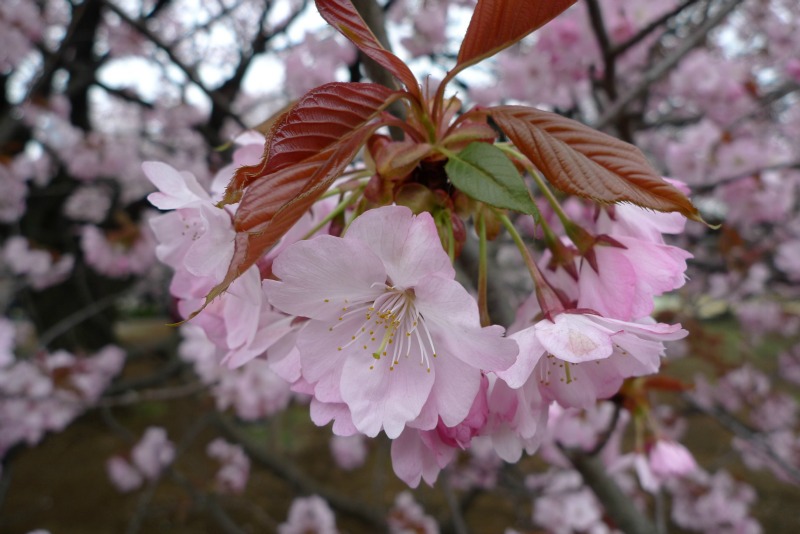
[2,0,799,532]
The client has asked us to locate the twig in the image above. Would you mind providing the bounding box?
[692,160,800,194]
[442,469,469,534]
[562,447,657,534]
[99,380,210,407]
[169,467,248,534]
[457,235,516,327]
[684,395,800,485]
[125,478,161,534]
[102,0,245,129]
[610,0,704,59]
[37,289,130,350]
[214,413,388,531]
[595,0,745,130]
[105,356,185,395]
[585,400,622,457]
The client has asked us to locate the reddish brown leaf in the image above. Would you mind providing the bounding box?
[222,82,395,205]
[195,123,385,316]
[374,140,432,180]
[456,0,577,72]
[315,0,421,100]
[489,106,702,221]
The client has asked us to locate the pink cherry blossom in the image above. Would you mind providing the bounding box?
[484,372,549,463]
[106,456,144,493]
[500,308,687,409]
[388,491,438,534]
[330,434,368,471]
[3,236,74,290]
[577,236,691,321]
[267,205,517,438]
[278,495,338,534]
[131,426,175,480]
[649,440,698,480]
[207,438,250,494]
[80,221,157,278]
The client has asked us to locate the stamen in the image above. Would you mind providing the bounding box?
[329,285,437,372]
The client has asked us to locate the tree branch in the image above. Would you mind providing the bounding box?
[214,414,388,531]
[563,448,657,534]
[102,0,245,130]
[595,0,745,130]
[684,396,800,485]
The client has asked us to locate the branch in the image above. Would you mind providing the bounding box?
[595,0,745,130]
[102,0,245,129]
[351,0,400,91]
[99,380,210,407]
[562,448,657,534]
[214,414,388,531]
[684,395,800,485]
[609,0,704,59]
[37,288,130,350]
[692,160,800,194]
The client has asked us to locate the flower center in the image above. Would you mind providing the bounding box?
[329,285,437,372]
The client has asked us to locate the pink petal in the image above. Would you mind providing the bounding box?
[346,206,454,287]
[267,236,386,320]
[340,348,435,439]
[143,161,209,209]
[416,277,517,372]
[497,328,546,388]
[536,314,614,364]
[427,353,481,428]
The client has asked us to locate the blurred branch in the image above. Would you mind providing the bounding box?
[351,0,400,92]
[585,400,622,457]
[125,478,162,534]
[37,288,130,350]
[106,356,185,395]
[168,467,249,534]
[595,0,745,131]
[214,413,388,531]
[610,0,704,59]
[99,380,210,407]
[0,0,97,151]
[692,160,800,194]
[102,0,246,130]
[351,0,407,131]
[208,0,309,136]
[562,447,657,534]
[684,396,800,485]
[442,470,469,534]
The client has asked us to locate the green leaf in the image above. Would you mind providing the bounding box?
[444,142,539,217]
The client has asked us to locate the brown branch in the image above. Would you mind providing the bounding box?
[562,447,657,534]
[684,395,800,485]
[102,0,245,129]
[609,0,704,59]
[692,160,800,194]
[214,413,388,531]
[99,380,210,407]
[595,0,745,130]
[351,0,400,92]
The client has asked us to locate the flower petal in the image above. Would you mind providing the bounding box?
[340,347,435,439]
[267,235,386,320]
[346,206,454,287]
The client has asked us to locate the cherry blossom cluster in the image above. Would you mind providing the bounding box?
[3,0,798,531]
[0,317,125,467]
[106,426,176,492]
[147,118,693,490]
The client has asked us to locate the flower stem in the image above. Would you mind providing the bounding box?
[302,185,365,240]
[476,211,490,327]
